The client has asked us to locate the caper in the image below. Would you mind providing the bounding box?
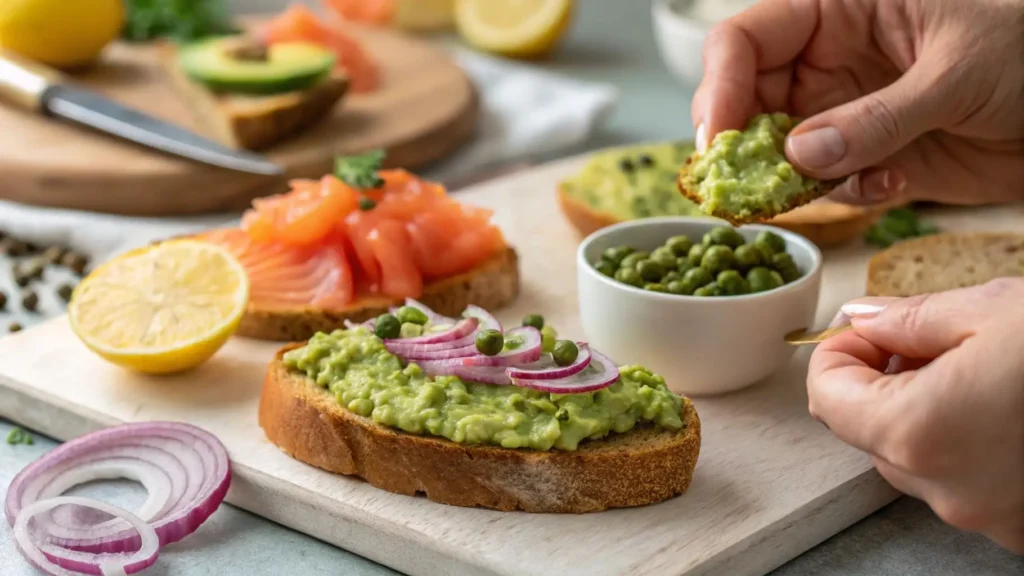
[21,289,38,312]
[667,280,691,295]
[594,260,617,277]
[676,258,694,275]
[703,226,746,248]
[522,314,544,330]
[614,267,643,287]
[734,244,763,272]
[358,197,377,211]
[693,283,721,297]
[601,245,634,266]
[769,270,785,286]
[636,260,665,282]
[771,252,801,282]
[716,270,750,295]
[552,340,579,367]
[644,283,668,292]
[374,313,401,339]
[756,230,787,254]
[687,244,707,267]
[396,305,429,325]
[700,245,737,276]
[619,251,649,270]
[747,266,781,292]
[662,271,681,284]
[753,240,776,262]
[57,283,75,303]
[618,157,636,172]
[650,247,677,269]
[681,267,713,294]
[666,235,694,257]
[475,329,505,356]
[8,322,22,333]
[637,154,655,167]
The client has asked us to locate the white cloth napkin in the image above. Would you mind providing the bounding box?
[0,49,618,265]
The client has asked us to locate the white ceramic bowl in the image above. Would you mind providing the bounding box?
[577,217,823,396]
[652,0,712,86]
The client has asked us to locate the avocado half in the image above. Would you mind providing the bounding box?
[178,37,336,95]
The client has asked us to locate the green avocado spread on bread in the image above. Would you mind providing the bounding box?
[282,327,685,451]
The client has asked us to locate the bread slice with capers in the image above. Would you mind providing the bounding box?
[258,344,702,513]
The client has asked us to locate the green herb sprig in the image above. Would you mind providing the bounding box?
[334,150,386,190]
[865,207,940,249]
[6,427,34,446]
[123,0,239,43]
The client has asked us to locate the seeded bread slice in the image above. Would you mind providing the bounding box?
[866,232,1024,296]
[258,345,702,513]
[237,246,520,341]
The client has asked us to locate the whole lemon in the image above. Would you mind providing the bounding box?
[0,0,125,69]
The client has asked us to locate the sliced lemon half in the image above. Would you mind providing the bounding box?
[455,0,573,59]
[68,240,250,375]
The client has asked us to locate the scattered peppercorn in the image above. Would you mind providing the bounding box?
[0,291,6,310]
[42,245,65,264]
[637,154,655,167]
[61,252,89,275]
[13,268,31,288]
[8,322,22,333]
[57,283,75,302]
[5,241,29,257]
[21,289,38,312]
[617,157,635,173]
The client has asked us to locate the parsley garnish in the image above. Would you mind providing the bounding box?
[865,207,940,249]
[6,427,33,446]
[334,150,386,190]
[122,0,239,42]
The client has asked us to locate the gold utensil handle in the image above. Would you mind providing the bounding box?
[784,324,855,346]
[0,49,63,111]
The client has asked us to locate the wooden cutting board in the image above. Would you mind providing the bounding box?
[1,158,1021,576]
[0,23,477,217]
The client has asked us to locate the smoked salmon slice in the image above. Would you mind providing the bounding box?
[262,4,380,94]
[323,0,395,25]
[241,175,360,247]
[197,229,354,309]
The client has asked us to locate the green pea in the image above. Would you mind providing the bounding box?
[687,244,707,267]
[614,267,644,287]
[693,283,721,297]
[667,280,690,295]
[662,271,681,284]
[602,245,634,266]
[620,251,649,270]
[771,252,801,282]
[522,314,544,330]
[703,226,746,248]
[756,230,786,254]
[636,260,665,282]
[770,270,785,286]
[666,235,694,257]
[396,305,429,325]
[541,325,558,353]
[644,283,668,293]
[716,270,750,295]
[700,245,737,276]
[753,240,776,262]
[475,329,505,356]
[681,267,713,294]
[374,314,401,339]
[676,258,694,275]
[594,260,617,277]
[747,266,782,293]
[552,340,579,367]
[650,247,678,269]
[734,244,763,272]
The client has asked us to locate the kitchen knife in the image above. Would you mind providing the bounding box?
[0,49,284,176]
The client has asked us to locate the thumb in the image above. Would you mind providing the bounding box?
[785,61,948,183]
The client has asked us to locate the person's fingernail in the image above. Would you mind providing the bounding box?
[840,297,901,318]
[786,127,847,170]
[696,123,707,154]
[828,310,852,328]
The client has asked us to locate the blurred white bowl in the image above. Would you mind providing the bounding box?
[652,0,756,87]
[577,217,823,396]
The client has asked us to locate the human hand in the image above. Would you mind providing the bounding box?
[691,0,1024,207]
[806,278,1024,553]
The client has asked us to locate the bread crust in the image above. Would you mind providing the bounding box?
[237,247,520,341]
[258,345,702,513]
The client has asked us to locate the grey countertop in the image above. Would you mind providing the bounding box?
[2,1,1022,574]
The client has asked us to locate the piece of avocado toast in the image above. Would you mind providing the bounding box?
[678,113,840,225]
[259,320,701,513]
[159,36,349,151]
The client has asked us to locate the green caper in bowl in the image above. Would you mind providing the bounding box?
[590,226,804,297]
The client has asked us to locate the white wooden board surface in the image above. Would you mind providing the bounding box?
[1,157,1021,576]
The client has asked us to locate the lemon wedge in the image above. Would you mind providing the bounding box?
[68,240,249,375]
[0,0,124,70]
[455,0,573,59]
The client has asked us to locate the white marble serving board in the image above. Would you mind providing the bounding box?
[2,156,1021,576]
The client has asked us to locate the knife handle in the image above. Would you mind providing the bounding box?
[0,48,63,111]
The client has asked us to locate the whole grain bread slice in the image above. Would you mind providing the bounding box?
[866,232,1024,296]
[258,345,702,513]
[237,246,520,341]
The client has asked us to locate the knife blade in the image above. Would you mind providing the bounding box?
[0,49,283,176]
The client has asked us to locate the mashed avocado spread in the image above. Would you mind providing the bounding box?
[561,141,708,220]
[282,327,685,451]
[687,113,819,219]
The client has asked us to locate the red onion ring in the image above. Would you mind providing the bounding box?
[386,341,478,360]
[510,349,620,393]
[506,343,592,380]
[5,422,230,555]
[462,304,501,332]
[383,317,478,345]
[402,298,458,325]
[13,496,160,576]
[457,326,542,367]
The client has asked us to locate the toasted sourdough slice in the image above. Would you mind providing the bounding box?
[158,44,349,151]
[259,346,702,513]
[237,246,520,341]
[557,183,890,248]
[867,232,1024,296]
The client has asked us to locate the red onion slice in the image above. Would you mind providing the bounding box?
[457,326,542,367]
[383,317,477,345]
[510,349,620,393]
[385,341,478,360]
[14,496,159,576]
[416,361,512,385]
[506,344,592,379]
[5,422,230,554]
[462,304,501,332]
[403,298,458,325]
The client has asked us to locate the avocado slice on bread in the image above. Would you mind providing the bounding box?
[178,37,336,95]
